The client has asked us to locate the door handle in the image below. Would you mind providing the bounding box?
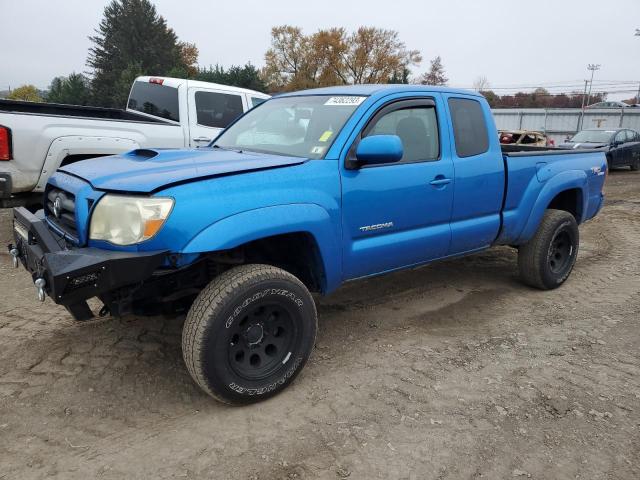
[429,177,452,186]
[193,137,211,143]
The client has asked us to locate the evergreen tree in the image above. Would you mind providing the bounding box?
[47,73,92,105]
[419,56,448,86]
[194,64,267,92]
[87,0,191,107]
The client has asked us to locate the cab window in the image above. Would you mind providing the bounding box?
[448,98,489,157]
[364,106,439,163]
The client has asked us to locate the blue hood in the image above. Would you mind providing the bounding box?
[59,148,308,193]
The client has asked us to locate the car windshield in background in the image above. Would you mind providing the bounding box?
[570,130,614,143]
[213,95,366,158]
[128,81,180,122]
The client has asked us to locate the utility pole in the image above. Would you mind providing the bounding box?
[579,79,589,130]
[586,64,600,107]
[636,30,640,103]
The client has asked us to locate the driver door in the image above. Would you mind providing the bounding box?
[340,96,454,280]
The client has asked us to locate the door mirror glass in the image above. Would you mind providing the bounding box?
[356,135,403,165]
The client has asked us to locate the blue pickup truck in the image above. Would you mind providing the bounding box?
[9,85,607,404]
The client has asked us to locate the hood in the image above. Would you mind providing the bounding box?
[59,148,308,193]
[557,142,608,150]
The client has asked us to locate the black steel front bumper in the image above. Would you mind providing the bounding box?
[9,207,167,320]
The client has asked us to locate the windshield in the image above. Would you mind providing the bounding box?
[570,130,614,143]
[213,95,367,158]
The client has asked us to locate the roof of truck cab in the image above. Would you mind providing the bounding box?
[134,76,270,97]
[276,84,482,98]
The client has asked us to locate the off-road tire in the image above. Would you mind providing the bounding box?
[518,209,579,290]
[182,264,317,405]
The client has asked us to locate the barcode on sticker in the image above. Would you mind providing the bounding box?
[324,96,366,106]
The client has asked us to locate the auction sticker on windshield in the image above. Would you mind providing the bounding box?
[324,96,367,106]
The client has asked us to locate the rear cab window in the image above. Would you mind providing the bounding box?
[128,81,180,122]
[448,98,489,157]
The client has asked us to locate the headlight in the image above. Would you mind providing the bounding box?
[89,195,174,245]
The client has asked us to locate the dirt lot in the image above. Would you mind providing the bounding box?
[0,171,639,480]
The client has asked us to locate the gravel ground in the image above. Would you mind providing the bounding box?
[0,170,639,480]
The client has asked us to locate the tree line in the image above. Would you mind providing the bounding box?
[3,0,617,110]
[481,87,607,109]
[4,0,451,107]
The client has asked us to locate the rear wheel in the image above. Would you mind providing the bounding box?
[630,158,640,171]
[518,209,579,290]
[182,264,317,404]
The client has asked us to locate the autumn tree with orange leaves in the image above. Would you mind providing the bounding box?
[263,25,421,92]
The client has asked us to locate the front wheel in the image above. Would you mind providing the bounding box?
[182,264,317,404]
[518,209,579,290]
[630,158,640,171]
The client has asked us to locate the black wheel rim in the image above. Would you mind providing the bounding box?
[549,230,573,274]
[227,302,297,381]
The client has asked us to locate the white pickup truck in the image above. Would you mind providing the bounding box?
[0,76,270,208]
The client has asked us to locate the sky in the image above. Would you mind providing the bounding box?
[1,0,639,100]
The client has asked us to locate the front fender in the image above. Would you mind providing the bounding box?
[182,203,341,293]
[517,170,588,244]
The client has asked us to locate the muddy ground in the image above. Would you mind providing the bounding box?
[0,171,639,480]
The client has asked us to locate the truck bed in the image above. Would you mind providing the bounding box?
[0,99,168,124]
[498,148,607,245]
[501,144,603,156]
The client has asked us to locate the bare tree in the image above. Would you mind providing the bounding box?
[473,75,490,92]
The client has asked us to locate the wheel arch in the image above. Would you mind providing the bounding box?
[517,171,588,244]
[36,135,139,191]
[182,204,341,293]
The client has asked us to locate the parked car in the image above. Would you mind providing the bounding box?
[499,130,549,147]
[0,76,269,208]
[586,101,632,109]
[10,85,607,404]
[558,128,640,170]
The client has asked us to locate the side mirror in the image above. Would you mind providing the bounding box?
[355,135,403,166]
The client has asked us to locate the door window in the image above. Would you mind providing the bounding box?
[364,106,439,163]
[448,98,489,157]
[195,91,244,128]
[614,131,626,144]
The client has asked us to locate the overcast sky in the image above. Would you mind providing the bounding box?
[1,0,639,100]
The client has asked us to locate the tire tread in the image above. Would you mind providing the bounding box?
[518,209,577,290]
[181,264,316,404]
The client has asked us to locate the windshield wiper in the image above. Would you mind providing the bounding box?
[212,144,244,153]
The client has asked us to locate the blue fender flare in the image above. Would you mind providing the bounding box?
[182,204,341,293]
[517,170,588,243]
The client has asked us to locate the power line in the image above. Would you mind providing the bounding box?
[452,81,639,91]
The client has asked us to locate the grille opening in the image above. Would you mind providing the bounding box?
[46,188,78,239]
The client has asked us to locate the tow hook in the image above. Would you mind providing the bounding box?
[9,247,19,268]
[34,278,46,302]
